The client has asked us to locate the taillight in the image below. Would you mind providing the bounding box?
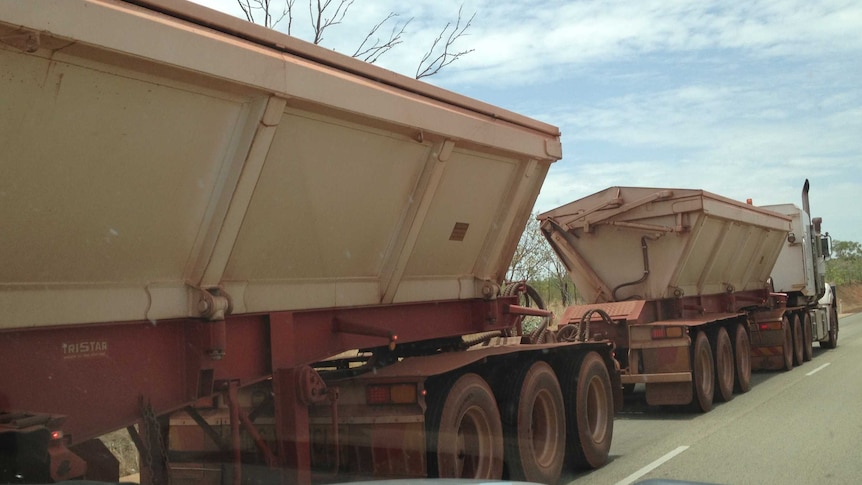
[366,383,418,404]
[50,430,63,441]
[759,322,782,331]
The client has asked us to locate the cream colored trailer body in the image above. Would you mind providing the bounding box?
[0,0,561,329]
[762,204,817,298]
[540,186,791,304]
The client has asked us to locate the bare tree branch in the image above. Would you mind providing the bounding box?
[310,0,354,45]
[416,6,476,79]
[238,1,476,78]
[352,13,412,64]
[237,0,258,24]
[237,0,291,29]
[283,0,295,33]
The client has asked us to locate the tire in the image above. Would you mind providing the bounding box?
[821,306,839,349]
[498,361,565,484]
[791,314,804,366]
[732,323,751,393]
[781,315,794,371]
[712,327,734,402]
[558,352,613,470]
[691,331,714,412]
[426,373,504,479]
[802,313,813,361]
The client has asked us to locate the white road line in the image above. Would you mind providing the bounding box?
[806,362,831,376]
[614,445,690,485]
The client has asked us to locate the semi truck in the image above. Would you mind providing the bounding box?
[538,181,838,412]
[0,1,621,483]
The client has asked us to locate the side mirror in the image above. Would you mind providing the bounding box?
[820,234,831,259]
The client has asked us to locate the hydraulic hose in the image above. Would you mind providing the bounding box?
[612,236,651,301]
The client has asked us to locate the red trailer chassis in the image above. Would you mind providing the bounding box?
[0,296,526,482]
[556,287,793,410]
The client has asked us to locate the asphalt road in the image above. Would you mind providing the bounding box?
[565,313,862,485]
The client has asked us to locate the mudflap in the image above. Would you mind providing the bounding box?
[645,382,692,406]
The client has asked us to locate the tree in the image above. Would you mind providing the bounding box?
[506,213,580,306]
[235,0,474,79]
[547,250,578,305]
[507,214,553,283]
[826,239,862,285]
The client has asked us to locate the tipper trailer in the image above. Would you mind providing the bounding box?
[0,0,620,483]
[538,181,838,412]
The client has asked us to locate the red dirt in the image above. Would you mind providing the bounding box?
[836,283,862,314]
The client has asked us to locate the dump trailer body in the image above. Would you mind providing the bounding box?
[539,186,790,304]
[1,2,623,484]
[1,0,560,330]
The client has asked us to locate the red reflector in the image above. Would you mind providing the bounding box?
[366,385,391,405]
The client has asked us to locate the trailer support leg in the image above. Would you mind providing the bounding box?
[274,368,311,485]
[183,406,227,451]
[239,407,278,467]
[227,380,242,485]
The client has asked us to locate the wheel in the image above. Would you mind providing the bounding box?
[691,331,714,412]
[791,314,804,366]
[821,306,839,349]
[558,352,613,470]
[802,313,813,361]
[781,315,794,371]
[732,323,751,393]
[712,327,734,402]
[426,373,503,479]
[498,361,565,484]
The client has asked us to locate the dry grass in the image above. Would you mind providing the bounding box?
[100,428,139,478]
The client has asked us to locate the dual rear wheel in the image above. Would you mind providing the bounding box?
[691,323,752,412]
[558,352,614,470]
[712,327,734,403]
[498,361,565,484]
[782,315,794,371]
[426,352,614,482]
[784,312,815,368]
[791,314,804,366]
[426,373,504,479]
[820,305,839,349]
[802,313,813,362]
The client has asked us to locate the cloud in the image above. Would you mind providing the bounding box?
[191,0,862,244]
[430,0,862,87]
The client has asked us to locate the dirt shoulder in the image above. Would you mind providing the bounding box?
[836,283,862,314]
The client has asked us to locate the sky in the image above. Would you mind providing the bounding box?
[194,0,862,244]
